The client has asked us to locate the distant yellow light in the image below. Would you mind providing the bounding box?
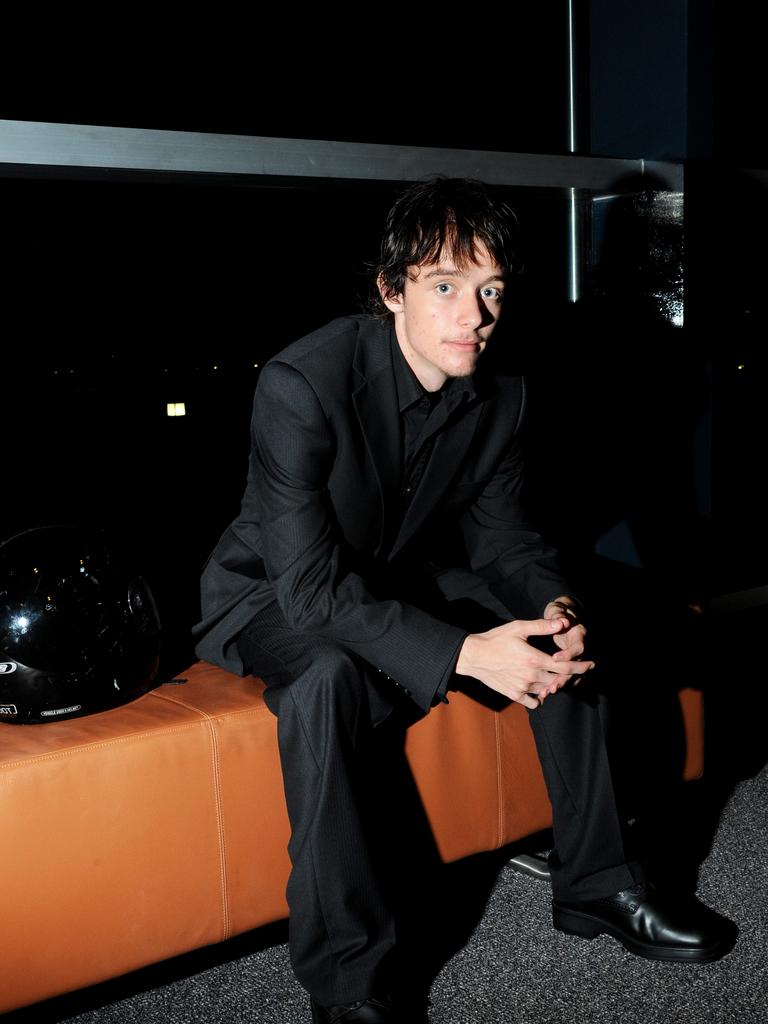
[167,402,186,417]
[737,364,746,371]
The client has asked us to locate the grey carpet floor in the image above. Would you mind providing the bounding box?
[25,762,766,1024]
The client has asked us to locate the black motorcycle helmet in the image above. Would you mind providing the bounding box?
[0,526,161,723]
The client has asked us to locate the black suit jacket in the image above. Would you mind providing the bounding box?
[193,315,570,712]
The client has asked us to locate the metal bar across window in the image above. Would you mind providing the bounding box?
[0,119,683,192]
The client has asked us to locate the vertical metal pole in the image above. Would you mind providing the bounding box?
[567,0,581,303]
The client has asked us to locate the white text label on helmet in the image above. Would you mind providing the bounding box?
[0,705,18,715]
[40,705,83,717]
[0,662,18,674]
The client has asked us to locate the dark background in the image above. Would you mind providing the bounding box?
[1,0,763,676]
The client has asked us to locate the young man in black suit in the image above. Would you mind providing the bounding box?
[194,178,733,1023]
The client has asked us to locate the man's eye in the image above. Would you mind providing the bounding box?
[435,283,454,295]
[481,287,504,301]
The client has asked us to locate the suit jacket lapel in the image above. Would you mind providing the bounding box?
[352,321,402,557]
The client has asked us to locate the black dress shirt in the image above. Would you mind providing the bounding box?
[389,330,476,703]
[390,329,476,507]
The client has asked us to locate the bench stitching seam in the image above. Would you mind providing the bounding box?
[147,692,231,941]
[494,714,504,848]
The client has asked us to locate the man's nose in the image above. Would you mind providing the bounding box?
[456,293,484,329]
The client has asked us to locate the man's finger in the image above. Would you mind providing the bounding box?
[516,617,569,638]
[518,692,541,710]
[553,643,586,661]
[541,658,594,676]
[541,680,567,697]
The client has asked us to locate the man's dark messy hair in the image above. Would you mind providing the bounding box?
[370,176,521,316]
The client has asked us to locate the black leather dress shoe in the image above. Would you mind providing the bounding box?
[552,882,737,962]
[310,995,398,1023]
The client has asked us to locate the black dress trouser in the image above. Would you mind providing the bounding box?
[237,598,639,1006]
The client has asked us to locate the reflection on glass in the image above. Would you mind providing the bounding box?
[592,187,684,329]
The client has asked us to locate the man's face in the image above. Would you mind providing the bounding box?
[380,243,506,392]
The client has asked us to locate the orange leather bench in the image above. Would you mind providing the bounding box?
[0,662,703,1014]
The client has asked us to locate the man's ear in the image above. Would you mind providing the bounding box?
[377,273,404,314]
